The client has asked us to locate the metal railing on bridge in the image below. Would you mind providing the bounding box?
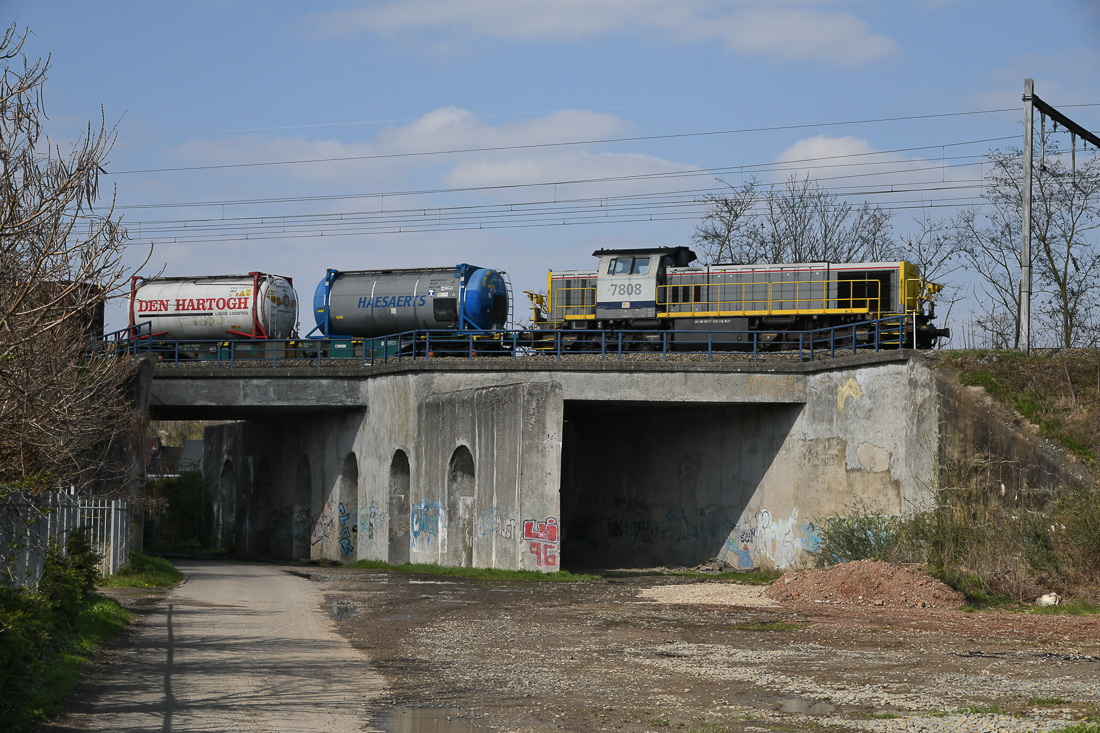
[101,315,915,367]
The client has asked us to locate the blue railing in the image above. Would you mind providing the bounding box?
[98,315,913,366]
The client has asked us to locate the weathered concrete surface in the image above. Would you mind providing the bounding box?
[150,359,809,420]
[188,351,1084,572]
[561,357,940,570]
[201,374,566,569]
[934,362,1093,503]
[61,560,383,732]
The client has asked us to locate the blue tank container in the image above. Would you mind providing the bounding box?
[313,265,509,338]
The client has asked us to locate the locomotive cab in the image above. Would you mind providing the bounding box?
[592,246,695,325]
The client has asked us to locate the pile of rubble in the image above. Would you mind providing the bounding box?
[764,559,965,608]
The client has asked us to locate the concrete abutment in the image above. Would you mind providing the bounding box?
[180,354,1081,571]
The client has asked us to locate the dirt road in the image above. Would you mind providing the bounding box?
[313,566,1100,733]
[41,560,384,732]
[42,560,1100,733]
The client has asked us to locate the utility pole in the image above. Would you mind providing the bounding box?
[1020,79,1033,354]
[1017,79,1100,354]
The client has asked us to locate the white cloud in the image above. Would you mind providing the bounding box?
[964,48,1100,116]
[167,106,694,201]
[767,134,981,206]
[306,1,898,65]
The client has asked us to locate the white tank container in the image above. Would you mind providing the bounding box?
[129,273,298,340]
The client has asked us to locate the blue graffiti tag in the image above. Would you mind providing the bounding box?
[338,503,356,555]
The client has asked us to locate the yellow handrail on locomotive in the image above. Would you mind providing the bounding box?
[548,286,597,323]
[543,276,896,325]
[902,274,943,316]
[656,278,883,318]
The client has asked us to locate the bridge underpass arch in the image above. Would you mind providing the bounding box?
[336,453,358,560]
[251,457,274,558]
[388,450,411,565]
[219,459,235,552]
[447,445,475,568]
[293,456,311,560]
[558,401,800,571]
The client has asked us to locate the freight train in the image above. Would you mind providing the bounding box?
[127,247,949,353]
[528,246,950,349]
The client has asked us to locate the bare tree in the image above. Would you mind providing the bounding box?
[692,174,894,265]
[0,24,145,497]
[897,214,966,340]
[957,135,1100,349]
[691,178,759,264]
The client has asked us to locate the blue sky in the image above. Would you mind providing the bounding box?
[9,1,1100,333]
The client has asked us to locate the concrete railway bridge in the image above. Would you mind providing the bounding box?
[142,350,996,573]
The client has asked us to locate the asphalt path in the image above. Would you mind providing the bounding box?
[65,559,384,732]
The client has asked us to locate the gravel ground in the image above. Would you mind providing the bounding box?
[311,565,1100,733]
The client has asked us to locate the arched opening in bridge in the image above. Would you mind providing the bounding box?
[557,401,797,571]
[388,450,411,565]
[447,445,475,568]
[219,459,236,552]
[336,453,358,560]
[250,457,275,558]
[293,456,312,561]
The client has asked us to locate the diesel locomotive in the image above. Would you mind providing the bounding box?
[527,246,950,349]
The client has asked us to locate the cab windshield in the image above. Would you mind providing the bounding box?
[608,257,651,275]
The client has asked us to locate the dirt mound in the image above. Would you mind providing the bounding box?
[764,560,966,609]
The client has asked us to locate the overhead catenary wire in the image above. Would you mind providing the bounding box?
[114,135,1017,212]
[108,108,1049,176]
[96,106,1100,244]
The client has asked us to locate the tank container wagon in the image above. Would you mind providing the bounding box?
[312,264,511,354]
[527,246,950,350]
[128,273,298,345]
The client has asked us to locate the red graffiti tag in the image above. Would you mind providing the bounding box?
[523,517,558,568]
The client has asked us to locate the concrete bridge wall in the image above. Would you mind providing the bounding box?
[180,354,941,571]
[560,359,939,570]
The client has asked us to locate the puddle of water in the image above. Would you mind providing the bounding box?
[777,699,837,715]
[384,707,474,733]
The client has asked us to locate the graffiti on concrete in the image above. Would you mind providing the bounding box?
[523,516,559,568]
[603,506,733,548]
[410,501,443,551]
[270,504,292,550]
[724,507,816,570]
[293,506,311,550]
[477,507,517,541]
[360,501,386,545]
[311,503,334,546]
[338,503,357,556]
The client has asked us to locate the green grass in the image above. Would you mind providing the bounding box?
[1029,698,1068,707]
[349,559,600,581]
[601,568,784,584]
[99,550,183,588]
[1053,725,1100,733]
[946,351,1099,465]
[4,595,131,731]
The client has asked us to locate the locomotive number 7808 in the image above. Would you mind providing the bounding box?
[608,283,643,297]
